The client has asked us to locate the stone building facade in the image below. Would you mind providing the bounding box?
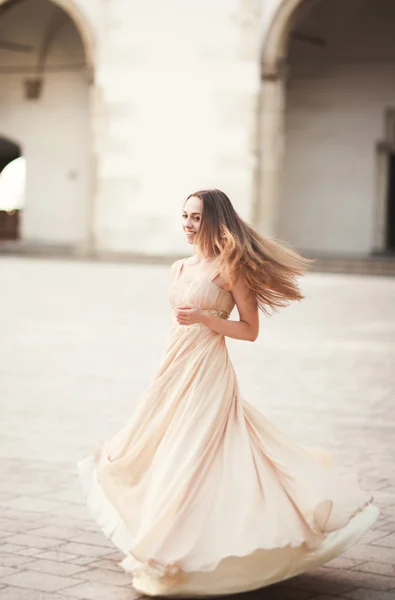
[1,0,394,258]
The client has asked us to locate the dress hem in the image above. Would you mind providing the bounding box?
[77,454,379,596]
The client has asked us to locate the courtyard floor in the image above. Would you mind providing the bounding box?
[0,256,394,600]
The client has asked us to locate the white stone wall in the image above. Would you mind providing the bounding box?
[94,0,262,255]
[6,0,394,258]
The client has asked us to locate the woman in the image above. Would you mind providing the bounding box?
[78,189,378,597]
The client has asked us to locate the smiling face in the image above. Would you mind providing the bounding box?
[182,195,202,245]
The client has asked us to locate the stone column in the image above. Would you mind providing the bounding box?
[373,141,393,253]
[254,64,287,238]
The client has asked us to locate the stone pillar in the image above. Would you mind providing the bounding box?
[254,66,286,238]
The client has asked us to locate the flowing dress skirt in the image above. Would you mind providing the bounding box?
[78,268,378,596]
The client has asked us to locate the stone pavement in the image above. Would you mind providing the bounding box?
[0,256,394,600]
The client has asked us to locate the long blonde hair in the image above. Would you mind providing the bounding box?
[186,189,313,315]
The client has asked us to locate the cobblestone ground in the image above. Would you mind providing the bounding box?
[0,256,395,600]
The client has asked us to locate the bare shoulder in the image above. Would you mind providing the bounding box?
[212,271,232,292]
[213,264,241,292]
[229,270,247,291]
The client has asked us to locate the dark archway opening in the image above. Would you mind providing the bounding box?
[0,137,23,240]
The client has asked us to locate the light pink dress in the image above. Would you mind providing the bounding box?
[77,259,379,597]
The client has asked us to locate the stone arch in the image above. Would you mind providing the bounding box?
[0,0,97,251]
[262,0,308,76]
[0,0,96,71]
[256,0,395,255]
[45,0,95,76]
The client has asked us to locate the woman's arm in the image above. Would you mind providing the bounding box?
[175,275,259,342]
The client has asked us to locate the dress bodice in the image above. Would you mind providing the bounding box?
[168,259,235,317]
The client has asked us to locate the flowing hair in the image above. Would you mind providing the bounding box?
[185,189,313,315]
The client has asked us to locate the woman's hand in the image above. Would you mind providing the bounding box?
[175,306,204,326]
